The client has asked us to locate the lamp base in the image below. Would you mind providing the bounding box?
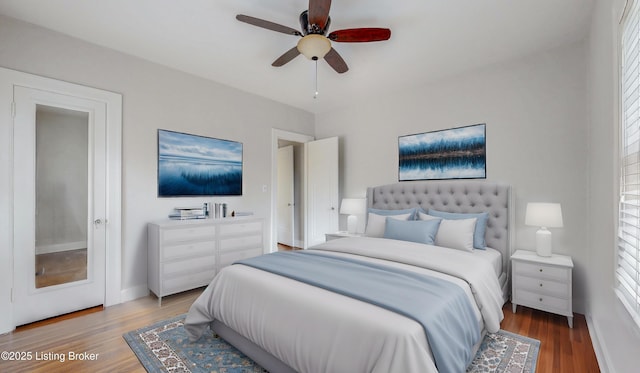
[347,215,358,234]
[535,228,552,257]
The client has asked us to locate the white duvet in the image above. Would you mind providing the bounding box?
[185,237,504,373]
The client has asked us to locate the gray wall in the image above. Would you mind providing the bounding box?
[316,42,590,313]
[0,15,315,299]
[586,0,640,372]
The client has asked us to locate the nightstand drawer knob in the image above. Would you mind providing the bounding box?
[539,268,543,272]
[539,283,543,287]
[539,298,543,302]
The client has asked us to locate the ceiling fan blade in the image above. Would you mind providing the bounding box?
[328,28,391,43]
[236,14,302,36]
[324,48,348,74]
[308,0,332,31]
[272,47,301,67]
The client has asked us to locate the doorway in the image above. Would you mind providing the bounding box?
[277,141,304,250]
[270,129,339,251]
[271,129,314,252]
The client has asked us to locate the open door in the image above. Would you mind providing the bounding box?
[305,137,339,247]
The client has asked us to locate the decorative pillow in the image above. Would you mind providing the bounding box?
[433,217,477,252]
[365,212,412,237]
[368,207,417,220]
[383,217,441,245]
[427,209,489,249]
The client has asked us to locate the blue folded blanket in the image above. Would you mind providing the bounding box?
[235,251,480,373]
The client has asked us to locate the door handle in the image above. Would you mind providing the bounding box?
[94,218,107,227]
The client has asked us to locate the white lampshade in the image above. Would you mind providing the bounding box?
[340,198,366,215]
[297,34,332,60]
[525,202,563,257]
[525,203,563,228]
[340,198,366,234]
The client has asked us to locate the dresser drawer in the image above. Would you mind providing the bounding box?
[220,247,263,268]
[514,261,570,282]
[514,275,570,299]
[162,225,214,243]
[162,270,215,295]
[516,289,571,314]
[219,235,262,252]
[163,255,215,276]
[219,221,262,236]
[163,240,215,260]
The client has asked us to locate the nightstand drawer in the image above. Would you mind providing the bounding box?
[516,289,570,313]
[514,261,569,282]
[514,275,569,298]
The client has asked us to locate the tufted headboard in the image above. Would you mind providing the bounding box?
[366,180,512,280]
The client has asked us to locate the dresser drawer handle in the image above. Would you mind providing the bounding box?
[539,298,543,302]
[539,268,543,272]
[539,283,543,287]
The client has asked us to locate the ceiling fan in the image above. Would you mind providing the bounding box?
[236,0,391,74]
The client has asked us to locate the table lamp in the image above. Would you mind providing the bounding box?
[525,202,563,257]
[340,198,366,234]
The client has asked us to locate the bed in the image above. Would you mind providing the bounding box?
[184,181,512,373]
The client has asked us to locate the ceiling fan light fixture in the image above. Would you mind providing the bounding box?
[297,34,331,60]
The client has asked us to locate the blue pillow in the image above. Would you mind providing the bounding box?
[368,207,417,220]
[427,209,488,249]
[383,217,441,245]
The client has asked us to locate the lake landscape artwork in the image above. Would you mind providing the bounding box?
[158,129,243,196]
[398,124,486,181]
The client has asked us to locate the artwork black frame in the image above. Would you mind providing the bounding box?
[157,129,243,197]
[398,123,486,181]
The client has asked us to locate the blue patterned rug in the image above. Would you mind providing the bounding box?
[123,314,539,373]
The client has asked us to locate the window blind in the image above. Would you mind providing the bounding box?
[618,0,640,328]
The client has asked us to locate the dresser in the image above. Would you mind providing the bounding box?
[148,216,264,305]
[511,250,574,327]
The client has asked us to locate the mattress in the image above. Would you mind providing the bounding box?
[184,237,504,373]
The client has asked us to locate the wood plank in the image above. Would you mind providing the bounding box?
[0,292,600,372]
[503,303,600,373]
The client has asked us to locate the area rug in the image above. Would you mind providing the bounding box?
[123,315,539,373]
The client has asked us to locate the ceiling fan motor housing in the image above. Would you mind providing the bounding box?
[300,10,330,35]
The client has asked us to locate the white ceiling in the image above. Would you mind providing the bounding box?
[0,0,595,114]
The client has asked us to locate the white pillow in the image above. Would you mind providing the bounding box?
[434,217,477,252]
[365,212,412,237]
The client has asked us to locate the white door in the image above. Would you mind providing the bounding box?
[306,137,339,247]
[277,145,295,247]
[12,86,107,326]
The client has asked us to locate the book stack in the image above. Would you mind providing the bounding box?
[169,207,206,220]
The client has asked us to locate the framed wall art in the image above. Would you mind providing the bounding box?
[158,129,243,197]
[398,123,486,181]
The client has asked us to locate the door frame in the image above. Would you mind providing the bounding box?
[271,129,314,252]
[0,67,122,333]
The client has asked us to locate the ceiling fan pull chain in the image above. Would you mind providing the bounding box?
[314,59,319,99]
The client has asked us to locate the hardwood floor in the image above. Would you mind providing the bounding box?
[35,249,87,288]
[0,291,600,372]
[502,303,600,372]
[0,289,201,373]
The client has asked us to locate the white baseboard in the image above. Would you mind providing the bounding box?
[586,315,612,373]
[119,284,149,304]
[36,240,86,255]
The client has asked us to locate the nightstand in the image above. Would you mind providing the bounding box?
[325,232,363,241]
[511,250,574,328]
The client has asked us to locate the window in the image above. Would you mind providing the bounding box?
[618,0,640,328]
